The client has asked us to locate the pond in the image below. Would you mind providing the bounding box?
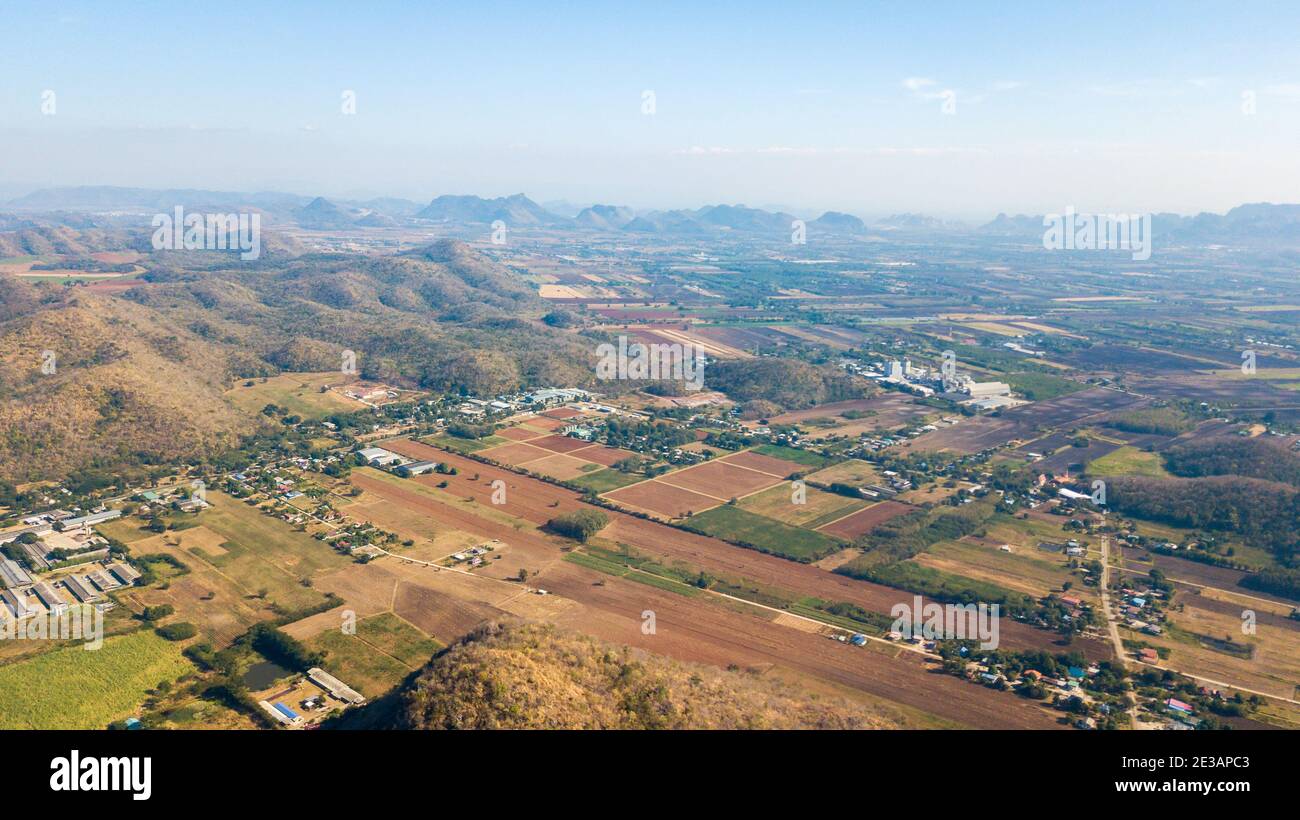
[242,660,292,690]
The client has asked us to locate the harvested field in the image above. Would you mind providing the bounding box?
[658,460,783,498]
[605,479,721,518]
[807,459,881,486]
[540,407,583,420]
[570,444,639,467]
[720,450,808,477]
[541,561,1059,729]
[496,426,545,442]
[769,395,922,426]
[371,440,1112,662]
[739,483,867,528]
[529,434,599,454]
[478,441,554,465]
[817,500,915,540]
[517,452,594,480]
[524,415,570,430]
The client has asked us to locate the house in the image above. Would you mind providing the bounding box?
[1165,698,1194,715]
[1139,648,1159,664]
[56,510,122,531]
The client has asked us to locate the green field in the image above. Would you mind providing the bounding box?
[1087,446,1171,478]
[187,492,351,611]
[1005,372,1088,401]
[571,467,645,493]
[225,372,365,419]
[750,444,832,469]
[426,434,509,453]
[738,482,866,528]
[305,613,441,696]
[686,504,842,562]
[0,630,193,729]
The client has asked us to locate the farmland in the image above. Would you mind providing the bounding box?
[0,631,193,729]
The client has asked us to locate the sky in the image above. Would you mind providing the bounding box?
[2,1,1299,219]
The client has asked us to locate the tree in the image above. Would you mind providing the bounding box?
[546,510,609,542]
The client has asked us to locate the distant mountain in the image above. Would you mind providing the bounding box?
[694,203,795,232]
[980,213,1044,237]
[415,193,564,226]
[575,204,636,230]
[6,186,310,215]
[292,197,357,230]
[810,211,866,234]
[540,200,591,218]
[979,203,1300,246]
[875,213,968,232]
[352,196,424,218]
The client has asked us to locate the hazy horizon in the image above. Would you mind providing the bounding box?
[4,1,1300,220]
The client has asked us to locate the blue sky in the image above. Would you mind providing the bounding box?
[2,1,1299,218]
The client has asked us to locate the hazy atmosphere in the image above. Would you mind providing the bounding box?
[4,1,1300,217]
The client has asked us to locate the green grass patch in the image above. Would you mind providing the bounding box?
[750,444,833,469]
[1087,446,1171,478]
[1005,372,1087,401]
[570,468,645,493]
[685,504,843,562]
[0,631,194,729]
[426,434,508,453]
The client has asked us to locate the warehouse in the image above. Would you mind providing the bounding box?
[309,667,366,705]
[0,588,32,620]
[0,557,33,589]
[56,510,122,532]
[33,582,69,616]
[107,562,142,586]
[63,575,100,603]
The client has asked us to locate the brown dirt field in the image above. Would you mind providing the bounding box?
[1121,553,1296,607]
[817,500,915,540]
[496,426,545,442]
[541,407,583,420]
[372,441,1112,662]
[394,583,508,643]
[1182,590,1300,634]
[569,444,638,467]
[522,415,568,430]
[605,479,722,518]
[517,452,593,480]
[529,434,598,454]
[658,460,781,498]
[477,441,555,465]
[541,561,1059,729]
[720,450,808,477]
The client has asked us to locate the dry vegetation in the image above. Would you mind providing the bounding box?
[393,620,895,729]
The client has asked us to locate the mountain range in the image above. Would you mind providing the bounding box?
[6,186,1300,245]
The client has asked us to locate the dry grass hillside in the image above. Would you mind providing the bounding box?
[0,284,254,482]
[390,621,896,730]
